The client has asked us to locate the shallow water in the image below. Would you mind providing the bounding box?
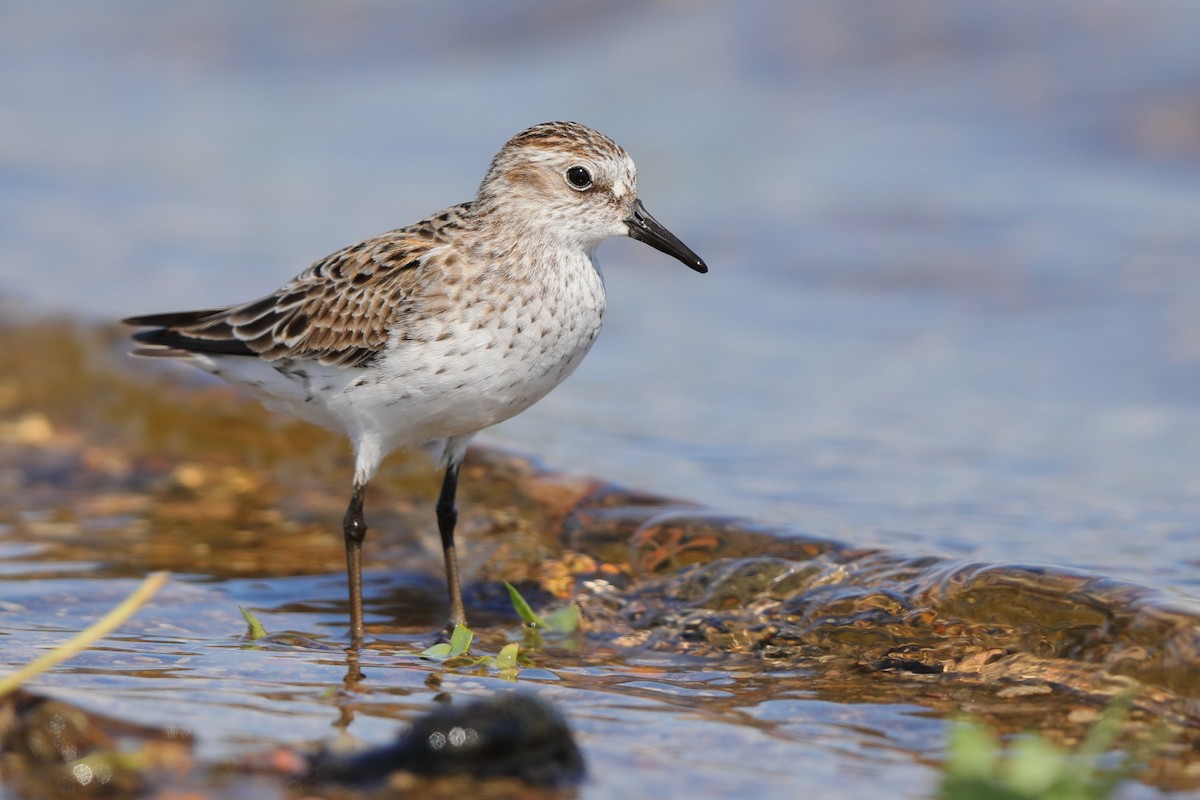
[2,373,1198,796]
[2,2,1200,797]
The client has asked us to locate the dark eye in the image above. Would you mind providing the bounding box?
[566,166,593,190]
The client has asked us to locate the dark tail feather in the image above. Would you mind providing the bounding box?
[122,309,226,327]
[128,327,255,357]
[124,308,256,357]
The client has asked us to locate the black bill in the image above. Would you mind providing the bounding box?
[626,199,708,274]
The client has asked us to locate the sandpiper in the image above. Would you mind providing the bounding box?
[124,121,707,648]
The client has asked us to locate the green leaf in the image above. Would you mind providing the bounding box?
[447,623,473,656]
[945,720,1001,779]
[492,642,520,670]
[1005,735,1065,795]
[239,606,268,640]
[504,581,546,627]
[421,642,453,660]
[421,624,474,661]
[544,602,580,634]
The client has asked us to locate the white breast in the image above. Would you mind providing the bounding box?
[368,251,607,446]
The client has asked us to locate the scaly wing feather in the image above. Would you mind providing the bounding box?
[123,208,472,367]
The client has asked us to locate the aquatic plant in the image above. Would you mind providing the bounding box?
[939,698,1146,800]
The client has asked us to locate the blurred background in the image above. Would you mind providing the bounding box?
[3,0,1199,598]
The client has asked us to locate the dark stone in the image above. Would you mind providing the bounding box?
[308,692,585,788]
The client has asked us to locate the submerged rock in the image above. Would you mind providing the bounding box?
[307,692,585,789]
[0,689,193,797]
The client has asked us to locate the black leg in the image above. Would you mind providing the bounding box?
[342,484,367,649]
[436,461,467,629]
